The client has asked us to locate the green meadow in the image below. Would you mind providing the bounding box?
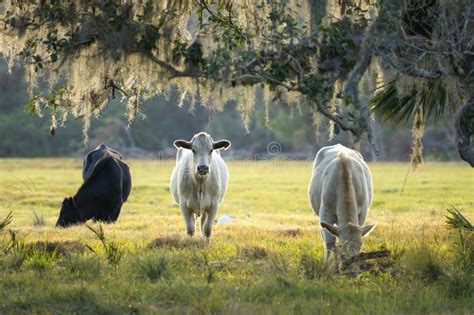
[0,159,473,314]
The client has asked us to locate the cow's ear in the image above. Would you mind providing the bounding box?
[321,222,339,237]
[213,140,231,150]
[362,223,376,237]
[174,140,192,150]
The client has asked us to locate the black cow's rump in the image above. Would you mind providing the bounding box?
[82,144,123,182]
[56,145,131,227]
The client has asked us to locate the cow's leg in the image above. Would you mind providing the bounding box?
[108,203,122,223]
[200,212,207,233]
[180,203,195,237]
[320,211,337,259]
[93,208,110,223]
[202,205,217,239]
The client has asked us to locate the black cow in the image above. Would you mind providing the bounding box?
[56,145,131,227]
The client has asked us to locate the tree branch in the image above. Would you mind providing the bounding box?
[344,49,372,104]
[381,52,442,79]
[144,52,202,78]
[194,0,243,36]
[343,45,380,154]
[309,68,360,135]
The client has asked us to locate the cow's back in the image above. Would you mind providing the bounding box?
[83,144,123,182]
[309,145,372,220]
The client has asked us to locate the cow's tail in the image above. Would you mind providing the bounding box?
[337,152,358,221]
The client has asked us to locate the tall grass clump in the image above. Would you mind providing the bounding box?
[298,253,330,280]
[86,224,124,266]
[136,252,172,281]
[445,207,473,297]
[399,241,445,284]
[32,210,45,226]
[26,248,59,271]
[0,212,26,255]
[446,207,473,231]
[0,212,28,270]
[0,211,13,231]
[63,254,101,278]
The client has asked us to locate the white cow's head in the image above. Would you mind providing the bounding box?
[174,132,231,177]
[321,222,376,259]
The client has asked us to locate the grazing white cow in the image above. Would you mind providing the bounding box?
[308,144,376,259]
[170,132,231,239]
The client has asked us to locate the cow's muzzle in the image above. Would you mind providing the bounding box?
[197,165,209,175]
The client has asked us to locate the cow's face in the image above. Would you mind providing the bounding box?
[338,224,364,258]
[56,197,81,228]
[174,132,231,177]
[321,222,376,259]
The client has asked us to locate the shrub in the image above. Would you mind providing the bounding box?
[27,248,59,271]
[400,242,445,283]
[32,210,45,226]
[63,254,101,277]
[86,224,124,266]
[238,246,268,260]
[136,253,171,281]
[298,253,329,280]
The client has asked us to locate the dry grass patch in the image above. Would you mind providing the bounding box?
[238,246,268,260]
[278,228,302,237]
[27,240,85,256]
[147,234,207,250]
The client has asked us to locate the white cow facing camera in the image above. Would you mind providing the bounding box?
[170,132,231,239]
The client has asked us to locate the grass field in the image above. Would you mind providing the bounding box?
[0,159,473,314]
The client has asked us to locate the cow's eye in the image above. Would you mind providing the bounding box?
[192,149,196,154]
[209,150,213,155]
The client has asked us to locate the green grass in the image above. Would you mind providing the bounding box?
[0,159,473,314]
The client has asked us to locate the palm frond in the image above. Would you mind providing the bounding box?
[445,206,473,231]
[369,78,458,126]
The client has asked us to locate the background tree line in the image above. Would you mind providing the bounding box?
[0,60,459,161]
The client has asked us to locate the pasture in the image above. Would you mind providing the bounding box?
[0,159,473,314]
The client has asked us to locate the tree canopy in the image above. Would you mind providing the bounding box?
[0,0,472,165]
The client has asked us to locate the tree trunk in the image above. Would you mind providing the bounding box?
[309,0,328,32]
[455,93,474,167]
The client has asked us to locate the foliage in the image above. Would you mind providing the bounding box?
[0,0,372,146]
[370,78,460,126]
